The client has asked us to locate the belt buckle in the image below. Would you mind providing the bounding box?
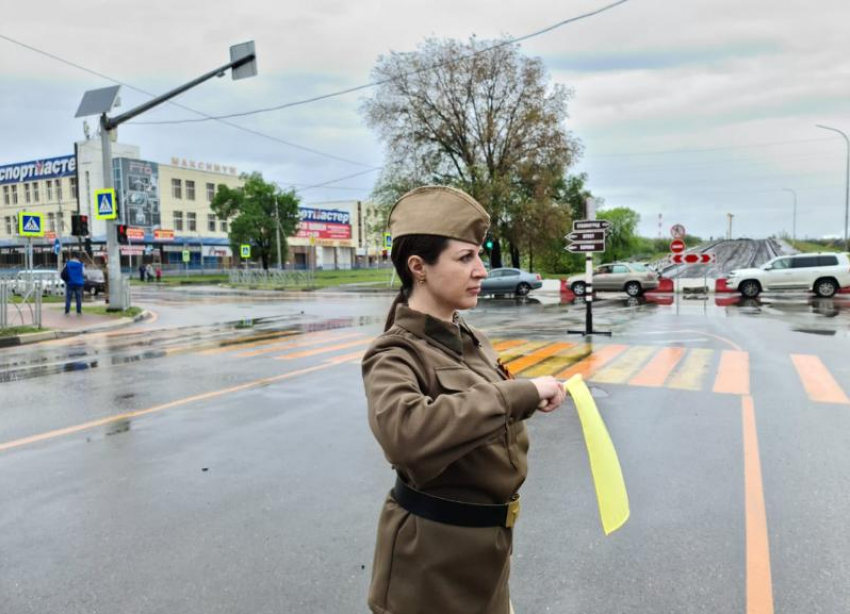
[505,495,521,528]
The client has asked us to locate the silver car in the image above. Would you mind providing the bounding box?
[10,270,66,297]
[568,262,659,297]
[480,267,543,296]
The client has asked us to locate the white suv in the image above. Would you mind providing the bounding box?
[726,252,850,298]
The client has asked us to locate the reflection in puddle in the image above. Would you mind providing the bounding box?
[105,418,131,437]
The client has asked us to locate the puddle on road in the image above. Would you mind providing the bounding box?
[0,314,385,384]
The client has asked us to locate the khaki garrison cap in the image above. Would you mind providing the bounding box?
[388,186,490,245]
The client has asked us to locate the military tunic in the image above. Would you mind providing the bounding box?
[362,305,541,614]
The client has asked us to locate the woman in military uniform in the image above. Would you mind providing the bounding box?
[362,186,566,614]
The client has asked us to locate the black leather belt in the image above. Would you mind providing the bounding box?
[392,476,521,528]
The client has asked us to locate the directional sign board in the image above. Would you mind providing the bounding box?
[18,212,44,237]
[567,242,606,253]
[573,220,612,231]
[53,238,61,255]
[240,244,251,258]
[566,230,606,242]
[94,188,117,220]
[671,252,716,264]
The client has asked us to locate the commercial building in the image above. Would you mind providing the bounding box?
[1,140,384,270]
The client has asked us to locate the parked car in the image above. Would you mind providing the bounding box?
[479,268,543,296]
[567,262,660,297]
[725,252,850,298]
[10,270,65,297]
[84,267,106,296]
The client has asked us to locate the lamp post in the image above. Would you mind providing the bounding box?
[75,42,257,309]
[781,188,797,244]
[816,124,849,251]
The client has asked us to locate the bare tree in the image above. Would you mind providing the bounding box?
[362,37,581,267]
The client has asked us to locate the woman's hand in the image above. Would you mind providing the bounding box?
[531,376,567,413]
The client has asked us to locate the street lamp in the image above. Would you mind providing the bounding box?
[815,124,849,251]
[74,42,257,310]
[781,188,797,244]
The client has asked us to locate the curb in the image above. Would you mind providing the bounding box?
[0,309,153,348]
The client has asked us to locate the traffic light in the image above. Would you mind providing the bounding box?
[116,224,128,244]
[71,214,90,236]
[485,233,494,251]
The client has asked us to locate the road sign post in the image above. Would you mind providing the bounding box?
[567,202,611,338]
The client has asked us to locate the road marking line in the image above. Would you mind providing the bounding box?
[714,350,750,395]
[236,331,364,358]
[742,395,775,614]
[554,345,628,380]
[492,339,528,352]
[591,346,656,385]
[790,354,850,404]
[497,340,550,364]
[505,342,574,374]
[197,330,302,355]
[629,347,687,387]
[521,344,593,378]
[324,349,367,364]
[0,362,338,454]
[666,349,714,391]
[274,338,372,360]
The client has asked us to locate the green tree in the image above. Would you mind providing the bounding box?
[597,207,640,262]
[534,173,600,274]
[361,36,581,268]
[211,172,302,270]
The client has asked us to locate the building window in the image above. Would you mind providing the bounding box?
[4,216,12,235]
[55,180,62,202]
[187,212,197,232]
[172,178,182,199]
[206,182,215,201]
[70,177,78,199]
[186,180,195,201]
[46,181,53,201]
[220,218,228,233]
[48,212,56,231]
[33,182,40,203]
[208,214,216,232]
[24,183,31,204]
[57,211,64,232]
[11,185,18,205]
[2,186,8,205]
[174,211,183,231]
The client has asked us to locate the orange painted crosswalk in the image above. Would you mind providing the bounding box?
[554,344,629,380]
[790,354,850,405]
[713,351,750,396]
[505,342,574,374]
[274,338,372,360]
[629,347,687,387]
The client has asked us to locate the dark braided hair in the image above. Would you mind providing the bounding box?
[383,234,449,331]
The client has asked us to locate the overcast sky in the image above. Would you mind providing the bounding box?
[2,0,850,240]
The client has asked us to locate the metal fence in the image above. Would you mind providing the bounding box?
[227,268,315,288]
[1,280,43,330]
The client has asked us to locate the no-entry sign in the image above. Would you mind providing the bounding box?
[670,239,685,253]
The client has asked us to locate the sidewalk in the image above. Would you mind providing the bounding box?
[1,302,149,348]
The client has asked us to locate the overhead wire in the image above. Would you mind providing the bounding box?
[130,0,633,126]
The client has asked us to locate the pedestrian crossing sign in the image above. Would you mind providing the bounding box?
[240,244,251,258]
[18,212,44,237]
[94,188,117,220]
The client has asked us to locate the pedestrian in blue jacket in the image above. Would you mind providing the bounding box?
[62,254,86,315]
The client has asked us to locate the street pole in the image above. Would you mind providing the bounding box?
[816,124,850,251]
[76,42,258,310]
[275,207,283,270]
[782,188,797,245]
[100,114,124,309]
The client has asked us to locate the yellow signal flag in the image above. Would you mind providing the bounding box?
[564,374,630,535]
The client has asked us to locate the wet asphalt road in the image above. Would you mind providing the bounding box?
[2,286,850,613]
